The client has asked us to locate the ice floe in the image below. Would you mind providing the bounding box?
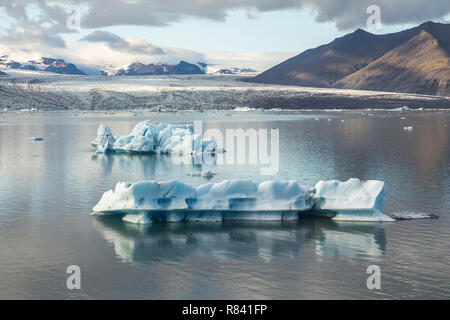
[392,106,411,111]
[91,120,220,154]
[391,212,439,220]
[28,136,44,141]
[233,107,256,112]
[92,178,393,224]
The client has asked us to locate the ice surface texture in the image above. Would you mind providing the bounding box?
[92,178,394,223]
[91,120,219,154]
[314,179,393,221]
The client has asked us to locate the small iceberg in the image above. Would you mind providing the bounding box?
[201,170,215,179]
[92,178,393,224]
[392,106,411,111]
[28,136,44,141]
[91,120,221,154]
[233,107,256,112]
[391,212,439,220]
[187,170,216,179]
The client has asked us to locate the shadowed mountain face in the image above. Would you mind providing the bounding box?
[40,58,86,75]
[250,21,450,96]
[334,30,450,96]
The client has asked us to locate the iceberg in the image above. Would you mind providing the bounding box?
[91,120,220,154]
[233,106,256,112]
[28,136,44,141]
[313,179,394,221]
[91,124,115,153]
[92,178,392,224]
[391,106,411,111]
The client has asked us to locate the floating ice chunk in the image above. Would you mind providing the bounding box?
[313,178,393,221]
[187,170,216,179]
[403,126,413,131]
[91,120,220,154]
[233,107,255,112]
[91,124,116,153]
[327,210,394,222]
[392,106,410,111]
[92,178,395,224]
[28,136,44,141]
[391,212,439,220]
[201,170,214,178]
[92,179,315,223]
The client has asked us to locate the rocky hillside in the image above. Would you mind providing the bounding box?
[334,30,450,96]
[249,21,450,96]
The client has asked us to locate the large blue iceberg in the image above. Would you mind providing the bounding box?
[91,120,220,154]
[92,178,394,223]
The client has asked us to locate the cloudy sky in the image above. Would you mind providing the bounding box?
[0,0,449,71]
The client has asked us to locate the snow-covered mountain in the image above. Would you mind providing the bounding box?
[0,54,258,77]
[198,62,257,74]
[0,55,86,75]
[113,61,204,76]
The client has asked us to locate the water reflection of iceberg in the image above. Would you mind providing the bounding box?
[315,222,386,260]
[92,217,386,263]
[91,152,216,178]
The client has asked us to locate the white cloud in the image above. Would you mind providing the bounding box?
[81,30,165,55]
[202,51,296,71]
[0,0,449,72]
[2,0,450,35]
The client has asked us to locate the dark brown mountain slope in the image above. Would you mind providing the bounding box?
[248,21,450,96]
[334,30,450,96]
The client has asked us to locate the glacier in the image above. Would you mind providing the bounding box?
[91,120,220,154]
[92,178,394,224]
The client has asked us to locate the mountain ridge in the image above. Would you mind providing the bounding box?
[334,30,450,96]
[0,56,86,75]
[248,21,450,96]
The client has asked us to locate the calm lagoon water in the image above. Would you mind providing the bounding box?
[0,110,449,299]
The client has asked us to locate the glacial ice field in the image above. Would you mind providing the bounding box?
[1,69,449,110]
